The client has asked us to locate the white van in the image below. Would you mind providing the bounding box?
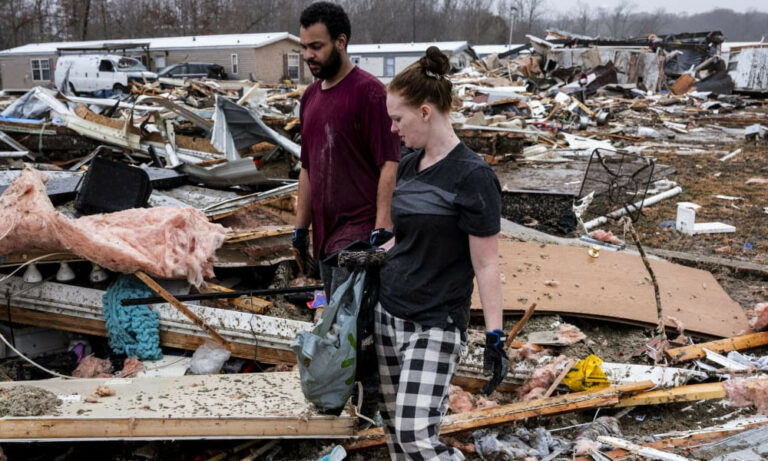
[54,55,157,94]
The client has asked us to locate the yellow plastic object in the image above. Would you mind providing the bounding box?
[562,354,611,391]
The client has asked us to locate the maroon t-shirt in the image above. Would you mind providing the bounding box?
[300,67,400,257]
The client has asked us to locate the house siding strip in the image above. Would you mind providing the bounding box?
[0,54,58,90]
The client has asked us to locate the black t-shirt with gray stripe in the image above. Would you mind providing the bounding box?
[379,142,501,332]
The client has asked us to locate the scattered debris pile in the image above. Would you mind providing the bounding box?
[0,29,766,461]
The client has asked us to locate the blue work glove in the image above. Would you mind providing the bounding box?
[370,228,394,246]
[482,329,510,395]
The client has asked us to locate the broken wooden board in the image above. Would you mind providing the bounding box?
[471,240,750,337]
[0,372,354,441]
[667,331,768,362]
[614,381,729,408]
[344,381,653,452]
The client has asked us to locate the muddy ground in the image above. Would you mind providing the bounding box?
[599,143,768,311]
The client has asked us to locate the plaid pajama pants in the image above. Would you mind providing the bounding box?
[374,302,465,461]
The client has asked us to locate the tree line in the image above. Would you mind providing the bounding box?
[0,0,765,53]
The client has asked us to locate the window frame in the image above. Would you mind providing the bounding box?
[99,59,115,72]
[30,58,51,81]
[384,56,395,77]
[287,53,300,80]
[230,53,239,75]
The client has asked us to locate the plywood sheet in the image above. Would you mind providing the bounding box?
[0,372,354,440]
[471,241,750,337]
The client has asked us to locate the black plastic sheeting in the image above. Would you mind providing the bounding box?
[694,70,735,95]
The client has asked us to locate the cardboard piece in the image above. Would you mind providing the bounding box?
[472,241,750,337]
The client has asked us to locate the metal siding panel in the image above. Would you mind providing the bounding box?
[730,47,768,91]
[359,57,384,77]
[0,54,57,90]
[394,56,417,73]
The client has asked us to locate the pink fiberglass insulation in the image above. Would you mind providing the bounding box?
[116,357,144,378]
[507,343,552,362]
[517,357,565,401]
[0,166,226,286]
[724,378,768,414]
[72,354,112,378]
[475,396,498,410]
[589,229,621,245]
[448,385,475,413]
[749,303,768,331]
[558,323,587,345]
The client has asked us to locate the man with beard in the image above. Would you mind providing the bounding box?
[294,2,400,296]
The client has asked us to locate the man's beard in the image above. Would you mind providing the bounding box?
[309,46,342,80]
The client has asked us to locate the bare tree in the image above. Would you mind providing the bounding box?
[80,0,91,39]
[2,0,768,53]
[573,1,592,36]
[505,0,545,40]
[631,8,667,37]
[603,1,635,38]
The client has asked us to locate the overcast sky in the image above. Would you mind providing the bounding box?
[538,0,768,15]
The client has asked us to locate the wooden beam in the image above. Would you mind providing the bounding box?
[614,382,727,408]
[666,331,768,362]
[225,226,293,244]
[0,304,296,364]
[344,381,653,452]
[0,417,354,440]
[135,271,230,350]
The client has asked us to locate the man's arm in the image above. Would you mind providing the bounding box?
[295,167,312,228]
[374,161,398,230]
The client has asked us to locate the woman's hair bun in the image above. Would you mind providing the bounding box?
[420,46,450,76]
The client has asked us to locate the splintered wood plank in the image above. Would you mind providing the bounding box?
[0,372,354,440]
[344,381,653,452]
[135,271,230,349]
[614,382,728,408]
[225,226,293,244]
[666,331,768,362]
[472,240,750,338]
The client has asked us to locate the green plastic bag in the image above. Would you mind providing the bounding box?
[291,268,366,414]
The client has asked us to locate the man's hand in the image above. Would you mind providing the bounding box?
[370,228,394,247]
[482,329,509,395]
[292,227,316,275]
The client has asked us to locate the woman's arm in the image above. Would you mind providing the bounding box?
[469,233,503,331]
